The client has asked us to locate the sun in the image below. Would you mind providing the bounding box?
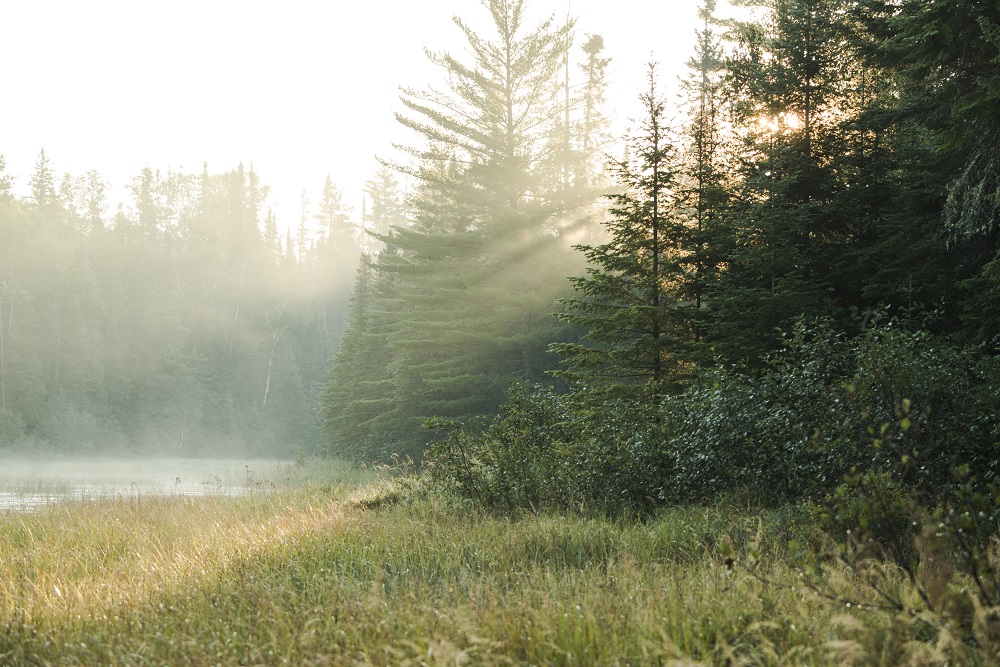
[758,111,801,132]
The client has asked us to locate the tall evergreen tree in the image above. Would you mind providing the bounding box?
[262,209,281,264]
[679,0,731,349]
[865,0,1000,341]
[551,66,689,393]
[131,167,162,244]
[0,155,13,205]
[576,34,612,188]
[320,257,398,458]
[29,149,59,212]
[296,189,311,263]
[705,0,852,363]
[361,165,407,251]
[322,0,605,452]
[81,170,108,233]
[315,176,354,248]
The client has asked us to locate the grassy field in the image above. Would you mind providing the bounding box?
[0,462,981,665]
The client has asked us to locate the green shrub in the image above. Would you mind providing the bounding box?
[428,319,1000,514]
[425,384,668,514]
[661,319,999,505]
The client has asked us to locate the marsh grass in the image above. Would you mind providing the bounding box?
[0,473,980,665]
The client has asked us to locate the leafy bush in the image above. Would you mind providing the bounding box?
[802,449,1000,660]
[661,319,999,505]
[425,384,667,514]
[428,319,1000,514]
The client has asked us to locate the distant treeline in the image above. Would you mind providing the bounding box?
[0,156,395,456]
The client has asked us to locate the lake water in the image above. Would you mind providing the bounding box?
[0,458,290,511]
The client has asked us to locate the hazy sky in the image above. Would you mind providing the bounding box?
[1,0,716,227]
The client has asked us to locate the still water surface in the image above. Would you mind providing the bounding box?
[0,459,289,511]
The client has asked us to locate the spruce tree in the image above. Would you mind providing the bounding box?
[321,0,602,450]
[869,0,1000,341]
[361,165,407,254]
[578,34,612,168]
[551,66,689,394]
[0,155,13,205]
[679,0,731,350]
[315,176,354,248]
[705,0,850,363]
[29,149,59,213]
[320,257,400,458]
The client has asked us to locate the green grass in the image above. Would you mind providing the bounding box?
[0,469,984,665]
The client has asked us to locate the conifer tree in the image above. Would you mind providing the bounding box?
[321,0,598,450]
[679,0,730,349]
[866,0,1000,340]
[0,155,13,204]
[551,66,689,393]
[320,257,399,458]
[316,176,354,248]
[705,0,849,363]
[296,189,311,263]
[576,34,612,187]
[361,165,407,253]
[82,170,108,233]
[29,149,58,212]
[262,209,281,264]
[132,167,162,244]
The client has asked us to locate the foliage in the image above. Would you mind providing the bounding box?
[319,2,612,454]
[0,156,359,456]
[426,383,669,514]
[320,0,1000,462]
[803,431,1000,660]
[552,65,693,393]
[430,319,1000,514]
[667,319,999,504]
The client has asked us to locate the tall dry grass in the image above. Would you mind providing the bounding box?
[0,475,984,665]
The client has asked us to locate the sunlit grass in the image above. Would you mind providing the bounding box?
[0,475,965,665]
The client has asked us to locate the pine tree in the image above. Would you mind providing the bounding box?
[385,0,579,422]
[262,209,281,264]
[705,0,850,363]
[679,0,730,349]
[867,0,1000,341]
[283,228,295,266]
[322,0,602,451]
[866,0,1000,242]
[551,66,689,394]
[0,155,13,205]
[296,189,311,263]
[132,166,162,244]
[29,149,58,212]
[362,165,407,253]
[576,34,612,188]
[315,176,354,248]
[320,257,400,458]
[82,170,108,233]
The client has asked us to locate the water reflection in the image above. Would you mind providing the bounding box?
[0,459,288,511]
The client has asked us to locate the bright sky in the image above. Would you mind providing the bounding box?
[0,0,717,227]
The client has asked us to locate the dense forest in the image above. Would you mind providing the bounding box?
[0,155,376,456]
[2,0,998,487]
[324,0,999,487]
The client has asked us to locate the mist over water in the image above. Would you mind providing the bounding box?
[0,458,290,511]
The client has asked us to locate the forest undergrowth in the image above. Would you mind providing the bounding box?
[1,463,990,666]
